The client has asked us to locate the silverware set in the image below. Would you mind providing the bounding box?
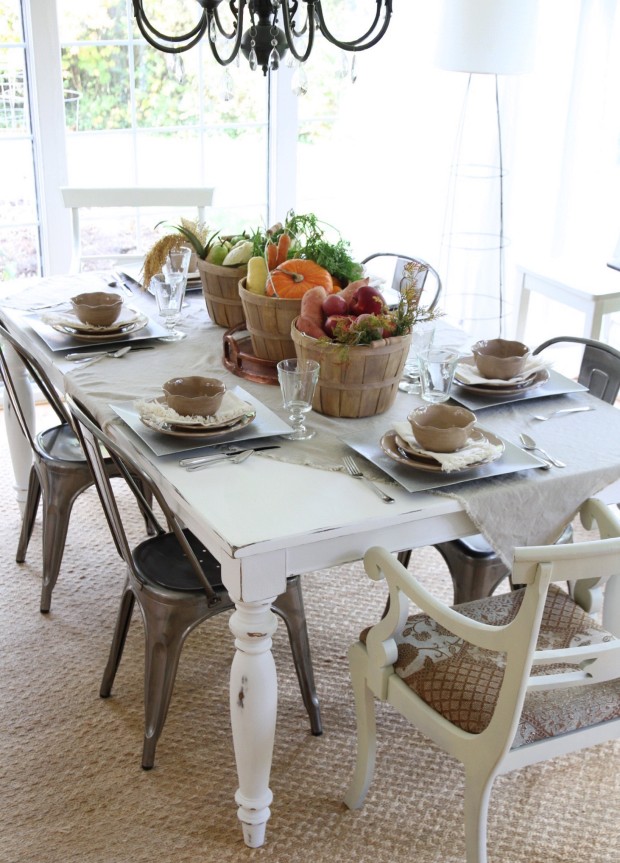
[65,345,154,365]
[178,444,280,471]
[519,432,565,469]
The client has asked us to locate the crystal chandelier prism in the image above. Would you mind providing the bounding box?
[132,0,393,76]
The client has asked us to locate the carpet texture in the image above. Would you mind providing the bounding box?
[0,407,618,863]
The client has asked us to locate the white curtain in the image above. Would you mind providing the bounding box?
[514,0,620,267]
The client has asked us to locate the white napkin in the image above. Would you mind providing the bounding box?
[393,421,504,472]
[454,356,553,387]
[135,390,253,426]
[41,307,142,331]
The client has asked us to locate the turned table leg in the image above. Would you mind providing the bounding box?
[229,598,278,848]
[1,341,34,513]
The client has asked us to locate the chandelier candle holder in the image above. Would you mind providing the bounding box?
[132,0,394,75]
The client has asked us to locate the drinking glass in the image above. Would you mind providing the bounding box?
[150,272,187,341]
[399,320,436,395]
[277,358,320,440]
[164,245,192,309]
[417,347,459,403]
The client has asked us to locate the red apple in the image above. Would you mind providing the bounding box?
[324,314,356,339]
[322,293,349,318]
[381,317,397,338]
[349,285,387,316]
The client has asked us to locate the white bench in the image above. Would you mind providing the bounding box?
[61,186,214,273]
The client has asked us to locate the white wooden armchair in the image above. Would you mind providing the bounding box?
[344,498,620,863]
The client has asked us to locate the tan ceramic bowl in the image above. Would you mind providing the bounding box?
[71,291,123,328]
[163,376,226,417]
[471,338,530,380]
[408,404,477,453]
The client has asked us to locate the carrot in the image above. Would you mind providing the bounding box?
[275,232,291,267]
[266,241,278,271]
[300,285,328,332]
[296,315,326,340]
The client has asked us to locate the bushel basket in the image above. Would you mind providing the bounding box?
[239,280,302,363]
[196,258,246,328]
[291,320,412,418]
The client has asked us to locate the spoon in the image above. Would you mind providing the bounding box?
[185,448,255,472]
[519,433,566,468]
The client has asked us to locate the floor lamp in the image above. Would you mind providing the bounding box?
[436,0,538,341]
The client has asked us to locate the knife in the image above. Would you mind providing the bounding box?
[112,271,138,296]
[65,345,155,360]
[179,445,280,466]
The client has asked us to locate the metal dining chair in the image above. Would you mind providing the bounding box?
[361,252,442,312]
[0,323,155,613]
[360,253,506,602]
[67,395,322,769]
[0,325,113,611]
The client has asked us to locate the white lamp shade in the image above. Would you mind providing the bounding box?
[436,0,538,74]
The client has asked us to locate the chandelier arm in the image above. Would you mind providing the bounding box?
[213,2,240,40]
[132,0,207,50]
[281,0,315,63]
[285,0,308,38]
[315,0,393,50]
[207,3,247,66]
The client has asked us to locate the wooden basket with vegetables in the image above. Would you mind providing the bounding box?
[142,218,265,328]
[290,271,439,418]
[240,212,364,362]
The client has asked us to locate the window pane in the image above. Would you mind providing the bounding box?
[0,225,39,280]
[62,45,131,131]
[0,0,22,42]
[0,47,28,134]
[57,0,128,42]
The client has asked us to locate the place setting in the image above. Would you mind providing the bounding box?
[448,338,587,409]
[24,289,169,350]
[111,379,293,457]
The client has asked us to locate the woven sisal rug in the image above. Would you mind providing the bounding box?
[0,406,618,863]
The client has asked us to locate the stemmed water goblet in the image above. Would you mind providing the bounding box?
[277,358,320,440]
[150,272,187,341]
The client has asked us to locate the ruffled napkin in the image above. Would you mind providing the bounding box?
[41,307,142,331]
[393,421,504,472]
[135,390,254,427]
[454,356,553,387]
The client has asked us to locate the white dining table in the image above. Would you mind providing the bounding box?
[3,273,620,848]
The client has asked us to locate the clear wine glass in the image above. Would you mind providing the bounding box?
[150,272,187,341]
[277,358,320,440]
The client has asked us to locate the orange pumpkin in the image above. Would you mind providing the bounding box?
[266,258,333,298]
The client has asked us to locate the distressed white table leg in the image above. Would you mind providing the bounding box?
[1,341,34,513]
[229,598,278,848]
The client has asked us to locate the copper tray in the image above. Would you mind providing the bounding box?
[222,324,279,386]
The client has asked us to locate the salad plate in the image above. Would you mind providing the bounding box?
[139,410,256,439]
[381,427,504,473]
[50,314,148,341]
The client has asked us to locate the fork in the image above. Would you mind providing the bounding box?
[342,455,395,503]
[532,406,594,421]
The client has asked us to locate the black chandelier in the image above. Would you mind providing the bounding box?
[132,1,394,76]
